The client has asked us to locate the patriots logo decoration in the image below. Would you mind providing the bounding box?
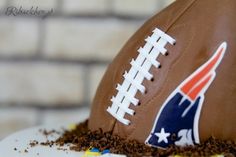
[145,42,227,148]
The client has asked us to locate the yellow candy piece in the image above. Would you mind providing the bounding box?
[82,147,101,157]
[68,124,77,130]
[82,150,101,157]
[83,152,101,157]
[211,155,224,157]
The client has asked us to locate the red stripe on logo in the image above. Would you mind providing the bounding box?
[181,47,224,98]
[188,74,213,100]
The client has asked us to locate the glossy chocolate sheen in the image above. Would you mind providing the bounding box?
[88,0,236,144]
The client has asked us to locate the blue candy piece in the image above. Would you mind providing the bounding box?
[90,148,100,152]
[102,149,110,154]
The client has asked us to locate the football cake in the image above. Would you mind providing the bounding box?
[2,0,236,156]
[88,0,236,149]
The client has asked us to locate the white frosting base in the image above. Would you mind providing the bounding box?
[0,124,85,157]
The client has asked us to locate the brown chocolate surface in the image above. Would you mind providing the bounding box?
[89,0,236,143]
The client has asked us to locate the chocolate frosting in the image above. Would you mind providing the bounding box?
[88,0,236,144]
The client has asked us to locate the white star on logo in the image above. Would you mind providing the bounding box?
[154,128,170,143]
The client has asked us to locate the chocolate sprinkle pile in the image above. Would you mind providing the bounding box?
[47,120,236,157]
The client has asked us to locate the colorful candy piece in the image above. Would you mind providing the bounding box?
[211,155,224,157]
[101,149,110,154]
[100,154,126,157]
[82,147,101,157]
[90,148,100,152]
[68,124,76,130]
[82,147,126,157]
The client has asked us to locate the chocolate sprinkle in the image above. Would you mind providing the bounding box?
[40,120,236,157]
[29,140,39,147]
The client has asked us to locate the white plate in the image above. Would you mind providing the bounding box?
[0,124,85,157]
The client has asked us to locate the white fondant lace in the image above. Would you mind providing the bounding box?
[107,28,176,125]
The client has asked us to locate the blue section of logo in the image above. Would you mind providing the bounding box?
[147,92,201,148]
